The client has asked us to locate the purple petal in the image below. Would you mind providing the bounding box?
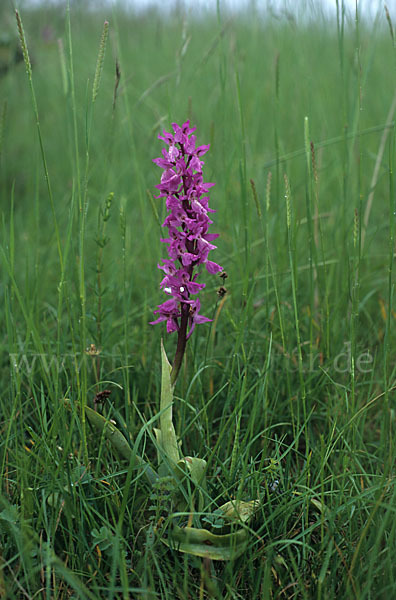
[166,318,179,333]
[193,313,212,324]
[158,168,181,192]
[206,260,223,274]
[150,315,166,325]
[153,157,173,169]
[196,144,210,156]
[181,252,196,266]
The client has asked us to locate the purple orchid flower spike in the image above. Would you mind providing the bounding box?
[150,120,222,384]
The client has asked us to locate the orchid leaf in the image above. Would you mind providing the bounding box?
[63,399,158,486]
[159,340,180,465]
[159,496,261,560]
[217,499,260,524]
[162,524,249,560]
[173,456,208,512]
[202,498,260,532]
[292,491,328,515]
[153,427,162,465]
[309,498,327,514]
[176,456,207,488]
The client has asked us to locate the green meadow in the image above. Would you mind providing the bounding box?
[1,1,396,597]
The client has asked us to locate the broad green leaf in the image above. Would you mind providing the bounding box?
[159,340,180,464]
[63,399,158,486]
[163,524,249,561]
[292,491,328,515]
[217,499,260,524]
[153,427,162,465]
[176,456,207,488]
[172,456,208,512]
[310,498,327,514]
[0,506,18,525]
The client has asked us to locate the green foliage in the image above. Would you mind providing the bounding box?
[1,1,396,597]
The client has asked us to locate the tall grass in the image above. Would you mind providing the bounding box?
[1,1,396,597]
